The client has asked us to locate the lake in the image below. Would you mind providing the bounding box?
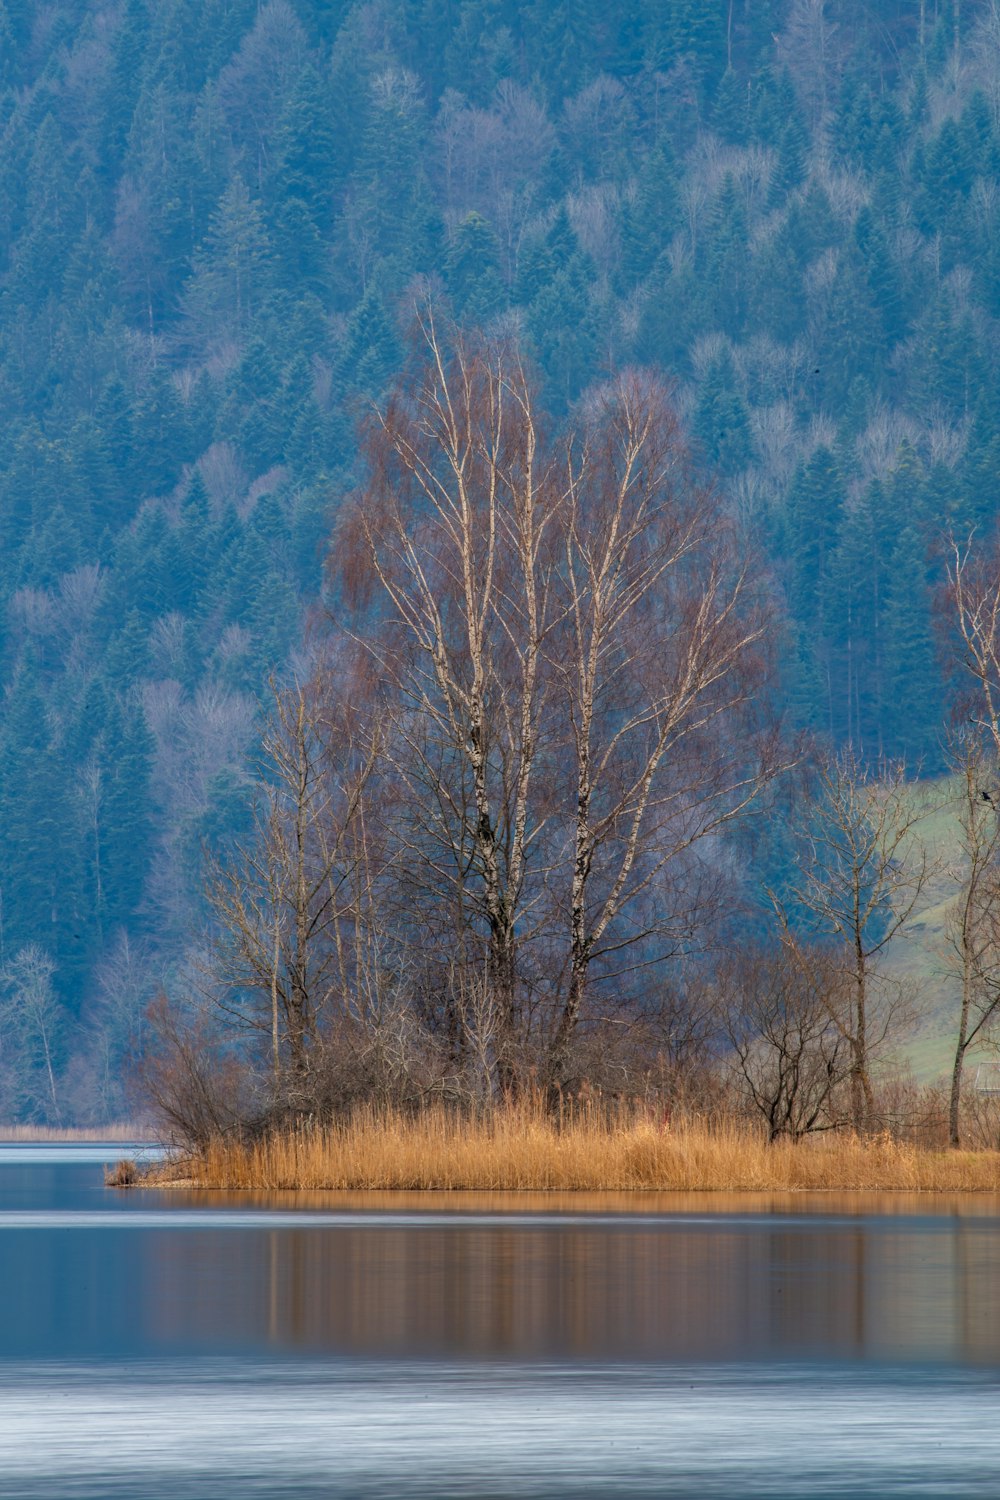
[2,1145,1000,1496]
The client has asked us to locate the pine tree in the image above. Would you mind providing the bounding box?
[445,212,506,322]
[818,247,883,410]
[703,174,750,335]
[337,286,401,399]
[0,668,85,991]
[103,610,151,685]
[96,696,155,932]
[694,349,751,473]
[527,263,597,409]
[271,197,326,295]
[712,69,748,144]
[882,525,940,766]
[619,139,677,286]
[784,447,844,627]
[184,175,273,347]
[269,63,338,222]
[18,505,84,592]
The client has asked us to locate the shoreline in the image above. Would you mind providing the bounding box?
[126,1108,1000,1195]
[141,1179,1000,1208]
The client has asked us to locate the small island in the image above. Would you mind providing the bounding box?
[133,330,1000,1197]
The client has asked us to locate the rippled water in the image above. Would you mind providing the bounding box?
[3,1147,1000,1496]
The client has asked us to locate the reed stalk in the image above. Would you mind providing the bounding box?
[154,1103,1000,1193]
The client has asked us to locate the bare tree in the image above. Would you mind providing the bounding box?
[214,0,308,176]
[777,0,842,127]
[207,676,379,1087]
[943,731,1000,1145]
[87,930,157,1119]
[351,316,781,1098]
[0,945,65,1123]
[784,749,930,1131]
[547,372,779,1091]
[353,313,563,1091]
[721,941,850,1141]
[946,530,1000,757]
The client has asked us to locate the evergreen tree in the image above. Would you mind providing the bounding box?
[618,138,677,286]
[445,212,506,322]
[712,68,748,144]
[694,350,751,473]
[882,525,940,766]
[783,447,844,626]
[269,63,339,222]
[184,175,273,347]
[337,286,401,399]
[0,668,86,993]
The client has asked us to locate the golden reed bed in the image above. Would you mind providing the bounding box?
[154,1105,1000,1193]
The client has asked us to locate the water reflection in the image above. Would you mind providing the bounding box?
[4,1167,1000,1367]
[169,1186,1000,1217]
[103,1191,1000,1365]
[4,1157,1000,1496]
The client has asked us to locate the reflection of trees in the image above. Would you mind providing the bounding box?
[140,1205,1000,1367]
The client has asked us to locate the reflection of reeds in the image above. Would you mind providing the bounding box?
[154,1104,1000,1192]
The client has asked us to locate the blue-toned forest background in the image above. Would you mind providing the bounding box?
[0,0,994,1116]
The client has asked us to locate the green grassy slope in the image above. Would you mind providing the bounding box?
[882,780,999,1084]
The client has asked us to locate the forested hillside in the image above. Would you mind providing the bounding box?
[1,0,998,1118]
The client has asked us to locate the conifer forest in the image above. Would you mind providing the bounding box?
[4,0,1000,1130]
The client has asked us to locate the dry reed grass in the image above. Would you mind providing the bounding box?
[0,1123,148,1142]
[103,1158,139,1187]
[161,1104,1000,1193]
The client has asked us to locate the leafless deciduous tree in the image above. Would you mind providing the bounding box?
[352,315,562,1092]
[87,930,157,1119]
[721,941,850,1141]
[348,313,782,1098]
[943,731,1000,1145]
[777,0,843,127]
[946,530,1000,757]
[0,945,65,1123]
[207,677,379,1089]
[547,373,778,1092]
[783,749,930,1131]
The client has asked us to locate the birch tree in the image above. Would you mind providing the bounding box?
[547,373,778,1091]
[355,314,563,1091]
[353,317,780,1097]
[946,531,1000,757]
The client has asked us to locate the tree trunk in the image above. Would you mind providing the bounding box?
[852,945,873,1132]
[271,910,280,1081]
[950,957,973,1147]
[38,1015,59,1125]
[547,766,594,1100]
[547,957,586,1103]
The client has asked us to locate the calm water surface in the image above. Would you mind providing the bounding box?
[2,1146,1000,1495]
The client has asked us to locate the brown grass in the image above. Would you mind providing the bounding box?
[103,1158,140,1187]
[158,1104,1000,1193]
[0,1123,149,1142]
